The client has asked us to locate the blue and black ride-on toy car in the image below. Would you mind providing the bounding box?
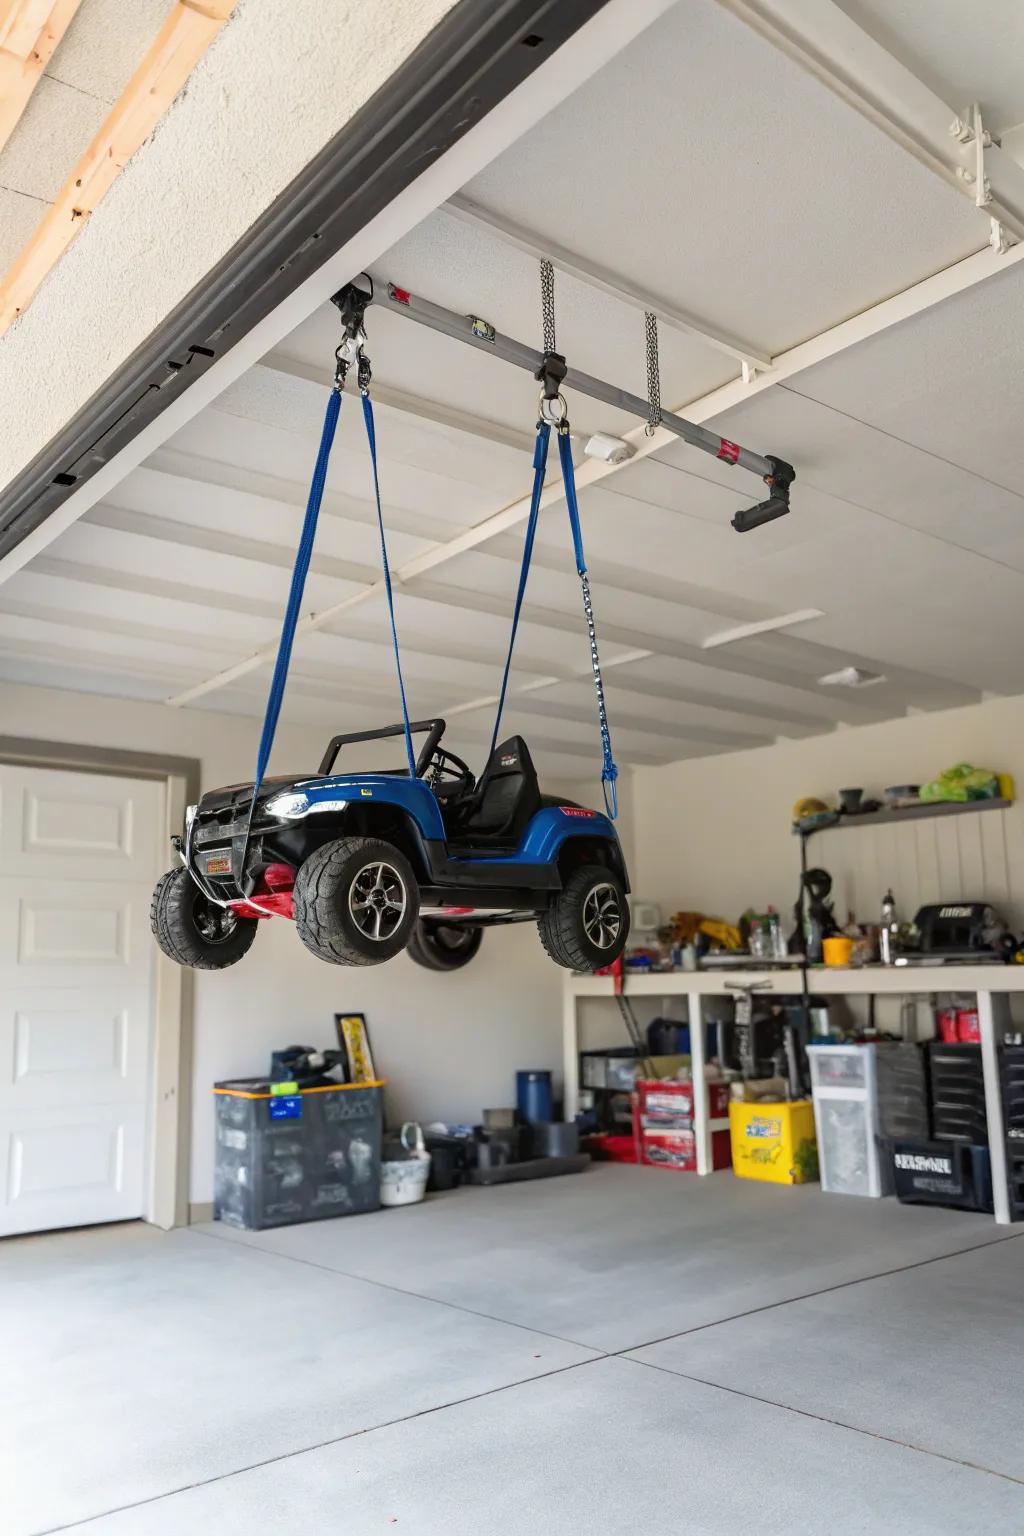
[150,719,630,974]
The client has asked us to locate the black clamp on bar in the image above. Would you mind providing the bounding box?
[732,455,796,533]
[535,349,567,400]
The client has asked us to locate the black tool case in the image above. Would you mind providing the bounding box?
[214,1078,383,1230]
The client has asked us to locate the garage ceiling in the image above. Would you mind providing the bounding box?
[1,0,1022,786]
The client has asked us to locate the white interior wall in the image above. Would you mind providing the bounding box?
[631,694,1024,934]
[0,679,568,1205]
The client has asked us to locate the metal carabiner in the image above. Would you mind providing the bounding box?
[538,390,568,427]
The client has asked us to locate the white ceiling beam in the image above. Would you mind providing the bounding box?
[260,354,535,456]
[404,576,917,715]
[141,447,459,545]
[702,608,824,649]
[444,193,772,371]
[20,550,833,729]
[455,688,774,749]
[105,217,1024,715]
[29,553,283,619]
[84,503,379,587]
[714,0,1024,242]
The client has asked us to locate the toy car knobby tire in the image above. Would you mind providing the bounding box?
[538,863,629,972]
[293,836,419,966]
[407,918,483,972]
[150,868,258,970]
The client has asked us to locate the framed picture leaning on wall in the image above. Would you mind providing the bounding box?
[335,1013,377,1083]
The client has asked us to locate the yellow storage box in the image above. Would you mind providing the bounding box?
[729,1099,818,1185]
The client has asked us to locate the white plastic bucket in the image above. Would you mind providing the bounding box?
[380,1122,431,1207]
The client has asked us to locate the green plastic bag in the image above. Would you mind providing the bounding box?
[920,763,998,803]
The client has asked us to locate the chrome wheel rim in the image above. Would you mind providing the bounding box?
[192,894,238,945]
[582,882,621,950]
[349,861,407,942]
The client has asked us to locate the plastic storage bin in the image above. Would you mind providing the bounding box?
[892,1139,993,1212]
[214,1078,383,1230]
[729,1099,817,1185]
[808,1042,928,1198]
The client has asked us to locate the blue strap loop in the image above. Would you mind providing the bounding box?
[489,420,550,758]
[253,386,341,798]
[488,416,619,820]
[362,390,416,779]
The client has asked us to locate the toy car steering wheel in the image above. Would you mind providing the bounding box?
[425,746,475,799]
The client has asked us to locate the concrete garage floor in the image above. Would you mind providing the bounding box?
[8,1167,1024,1534]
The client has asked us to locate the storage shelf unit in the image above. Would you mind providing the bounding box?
[563,966,1024,1223]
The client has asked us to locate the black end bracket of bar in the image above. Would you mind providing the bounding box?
[732,455,795,533]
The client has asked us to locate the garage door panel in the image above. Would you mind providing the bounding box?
[0,881,154,982]
[3,990,150,1107]
[2,1104,147,1236]
[0,764,162,1236]
[0,767,163,879]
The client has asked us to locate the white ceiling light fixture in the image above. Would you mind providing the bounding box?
[583,432,636,465]
[818,666,887,688]
[701,608,824,650]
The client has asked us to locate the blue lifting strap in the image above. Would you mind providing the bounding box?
[362,390,417,779]
[251,382,416,823]
[253,385,341,802]
[489,419,551,758]
[489,417,619,820]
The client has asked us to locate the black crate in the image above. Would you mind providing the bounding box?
[927,1042,988,1146]
[875,1042,929,1141]
[214,1079,382,1230]
[1005,1143,1024,1220]
[892,1139,992,1213]
[1000,1046,1024,1134]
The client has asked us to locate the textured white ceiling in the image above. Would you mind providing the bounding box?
[837,0,1024,131]
[1,0,1019,785]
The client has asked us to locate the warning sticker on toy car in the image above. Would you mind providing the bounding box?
[559,806,595,818]
[205,853,232,875]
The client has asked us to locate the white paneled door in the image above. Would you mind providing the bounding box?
[0,765,165,1236]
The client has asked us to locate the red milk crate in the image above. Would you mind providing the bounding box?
[634,1077,731,1127]
[636,1125,732,1171]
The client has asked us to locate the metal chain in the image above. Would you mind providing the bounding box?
[579,568,612,761]
[540,258,556,354]
[644,311,662,436]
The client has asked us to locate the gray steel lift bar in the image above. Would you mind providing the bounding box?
[374,280,795,528]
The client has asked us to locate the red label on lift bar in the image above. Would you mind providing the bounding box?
[717,439,741,464]
[389,285,411,305]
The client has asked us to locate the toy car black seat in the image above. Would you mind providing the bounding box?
[455,736,540,843]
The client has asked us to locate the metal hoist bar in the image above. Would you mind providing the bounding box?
[375,280,777,482]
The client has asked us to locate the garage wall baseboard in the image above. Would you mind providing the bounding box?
[189,1203,215,1225]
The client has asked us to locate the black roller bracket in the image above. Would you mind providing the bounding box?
[330,277,373,337]
[732,455,796,533]
[534,349,567,400]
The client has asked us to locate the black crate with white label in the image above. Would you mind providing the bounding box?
[213,1079,382,1230]
[891,1139,993,1213]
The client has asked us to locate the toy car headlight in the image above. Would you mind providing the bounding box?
[265,791,310,819]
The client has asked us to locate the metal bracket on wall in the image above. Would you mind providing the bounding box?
[950,103,1017,255]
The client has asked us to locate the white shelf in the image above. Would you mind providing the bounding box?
[567,965,1024,997]
[563,966,1018,1222]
